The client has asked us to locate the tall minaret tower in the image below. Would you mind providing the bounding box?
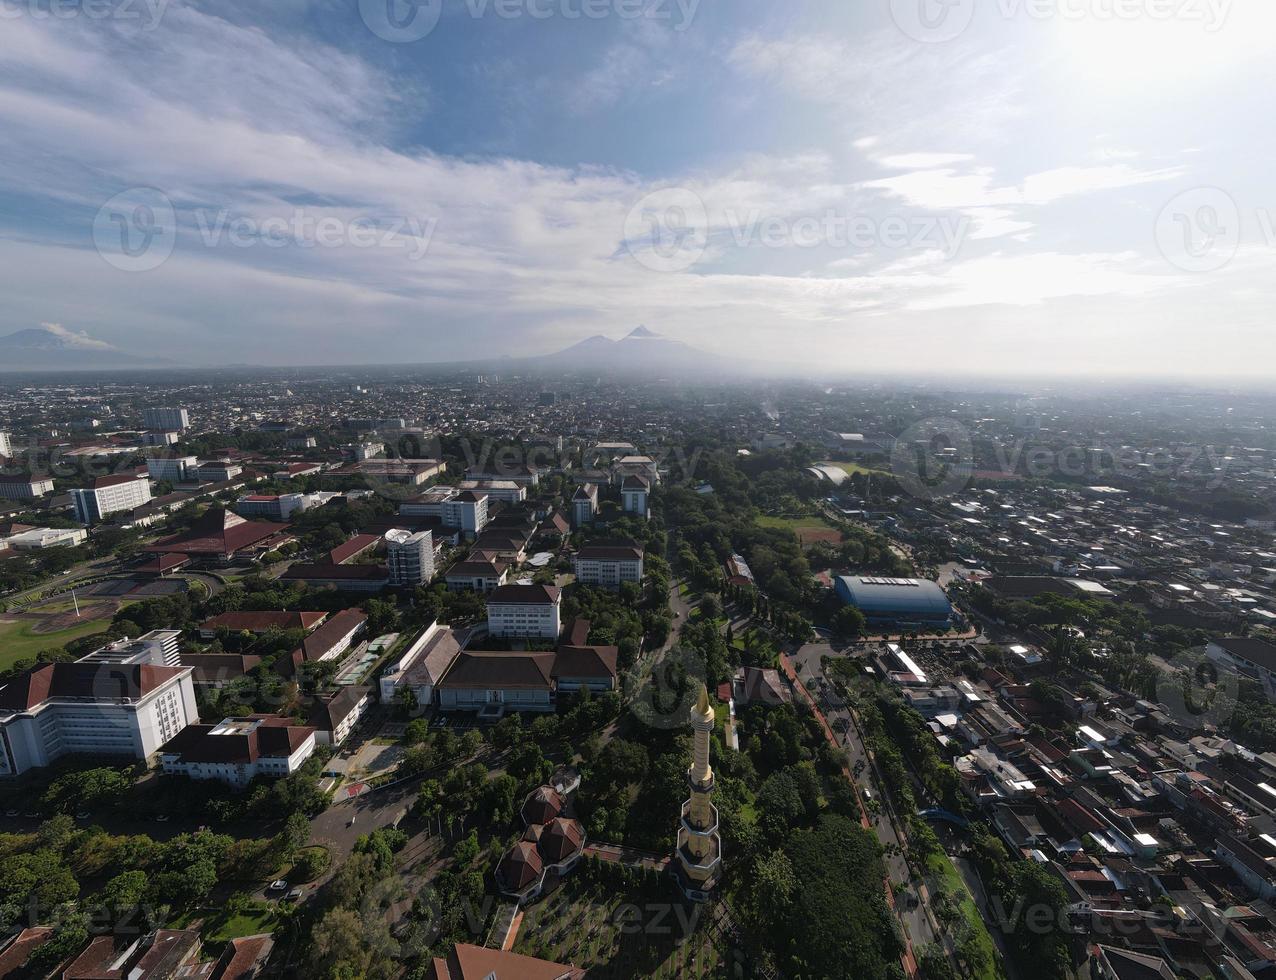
[676,684,722,901]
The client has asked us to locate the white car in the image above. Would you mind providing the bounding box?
[269,879,289,891]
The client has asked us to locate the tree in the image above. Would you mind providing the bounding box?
[832,605,867,642]
[280,811,312,857]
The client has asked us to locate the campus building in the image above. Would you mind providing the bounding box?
[0,474,54,500]
[486,584,562,639]
[71,474,153,524]
[142,407,190,430]
[573,542,644,589]
[159,715,316,788]
[0,661,197,777]
[833,575,954,628]
[385,528,435,586]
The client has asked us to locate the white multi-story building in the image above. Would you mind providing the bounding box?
[79,629,183,668]
[386,528,435,586]
[400,487,490,537]
[159,715,316,788]
[142,407,190,430]
[0,475,54,500]
[0,661,197,777]
[71,474,153,524]
[457,479,526,504]
[5,527,87,549]
[573,543,645,588]
[0,431,10,456]
[486,584,562,639]
[353,441,384,461]
[572,484,598,527]
[620,476,650,518]
[236,493,311,521]
[147,455,198,482]
[143,430,180,446]
[196,460,243,483]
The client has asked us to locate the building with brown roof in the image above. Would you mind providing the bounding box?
[425,944,584,980]
[497,786,586,902]
[486,584,562,639]
[444,557,509,593]
[145,507,290,563]
[307,686,372,746]
[209,934,273,980]
[278,562,389,594]
[180,653,263,688]
[573,541,644,588]
[197,610,328,640]
[62,929,201,980]
[0,927,54,979]
[159,715,317,788]
[276,608,367,677]
[0,661,196,777]
[437,651,556,714]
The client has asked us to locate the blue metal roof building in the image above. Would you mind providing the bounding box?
[833,576,953,626]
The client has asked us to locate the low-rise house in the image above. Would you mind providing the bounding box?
[732,666,791,705]
[160,715,316,788]
[307,687,372,746]
[63,929,203,980]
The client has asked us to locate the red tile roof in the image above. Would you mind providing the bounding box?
[0,663,186,712]
[146,507,287,557]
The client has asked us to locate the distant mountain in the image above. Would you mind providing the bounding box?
[0,323,174,371]
[522,326,760,377]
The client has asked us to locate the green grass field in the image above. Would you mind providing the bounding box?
[755,515,837,532]
[0,616,113,671]
[925,851,1005,980]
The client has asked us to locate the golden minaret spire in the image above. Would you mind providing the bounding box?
[676,683,721,900]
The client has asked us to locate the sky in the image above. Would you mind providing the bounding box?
[0,0,1273,376]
